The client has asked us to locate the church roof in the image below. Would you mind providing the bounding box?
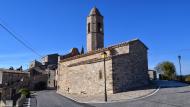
[60,39,148,63]
[89,7,102,16]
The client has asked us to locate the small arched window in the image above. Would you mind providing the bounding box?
[98,23,103,33]
[99,70,102,79]
[88,23,90,33]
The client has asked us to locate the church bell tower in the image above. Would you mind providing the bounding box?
[87,7,104,52]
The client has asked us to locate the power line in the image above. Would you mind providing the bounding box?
[0,18,35,49]
[0,22,42,57]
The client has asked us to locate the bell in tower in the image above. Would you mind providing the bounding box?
[87,7,104,52]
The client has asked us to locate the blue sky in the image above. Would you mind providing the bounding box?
[0,0,189,75]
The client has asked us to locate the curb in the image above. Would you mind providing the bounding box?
[88,86,160,104]
[126,86,160,102]
[60,86,160,104]
[29,92,38,107]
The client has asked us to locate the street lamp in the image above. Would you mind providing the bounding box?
[178,55,182,81]
[101,51,108,102]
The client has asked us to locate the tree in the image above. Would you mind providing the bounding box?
[154,61,176,80]
[155,63,164,74]
[185,76,190,83]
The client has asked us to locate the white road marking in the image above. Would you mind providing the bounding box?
[27,98,30,107]
[23,98,31,107]
[130,86,160,101]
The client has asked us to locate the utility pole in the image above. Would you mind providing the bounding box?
[178,55,182,81]
[101,51,107,102]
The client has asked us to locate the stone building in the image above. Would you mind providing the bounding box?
[29,60,42,68]
[148,70,157,80]
[0,69,29,88]
[87,7,104,51]
[41,53,59,65]
[29,50,82,90]
[45,64,57,88]
[0,68,29,101]
[29,53,60,89]
[56,7,149,96]
[28,66,48,90]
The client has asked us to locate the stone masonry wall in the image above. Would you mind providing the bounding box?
[112,41,149,93]
[57,39,149,96]
[57,59,113,95]
[87,14,104,52]
[47,69,56,88]
[57,45,129,96]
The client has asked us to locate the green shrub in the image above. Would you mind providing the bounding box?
[19,88,30,97]
[185,76,190,83]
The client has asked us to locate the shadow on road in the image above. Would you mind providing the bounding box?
[55,91,95,107]
[152,80,190,88]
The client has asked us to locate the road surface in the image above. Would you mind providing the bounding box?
[32,81,190,107]
[91,81,190,107]
[34,90,93,107]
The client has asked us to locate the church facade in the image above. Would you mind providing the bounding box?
[56,7,149,96]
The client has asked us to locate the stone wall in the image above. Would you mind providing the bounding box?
[57,58,113,95]
[112,40,149,93]
[57,43,131,95]
[29,74,48,90]
[87,9,104,52]
[0,69,29,87]
[41,54,59,65]
[29,60,42,68]
[148,70,157,80]
[0,100,13,107]
[47,69,56,88]
[57,39,149,96]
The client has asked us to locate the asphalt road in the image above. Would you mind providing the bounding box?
[34,90,93,107]
[91,81,190,107]
[33,81,190,107]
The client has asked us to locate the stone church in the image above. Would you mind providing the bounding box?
[56,7,149,96]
